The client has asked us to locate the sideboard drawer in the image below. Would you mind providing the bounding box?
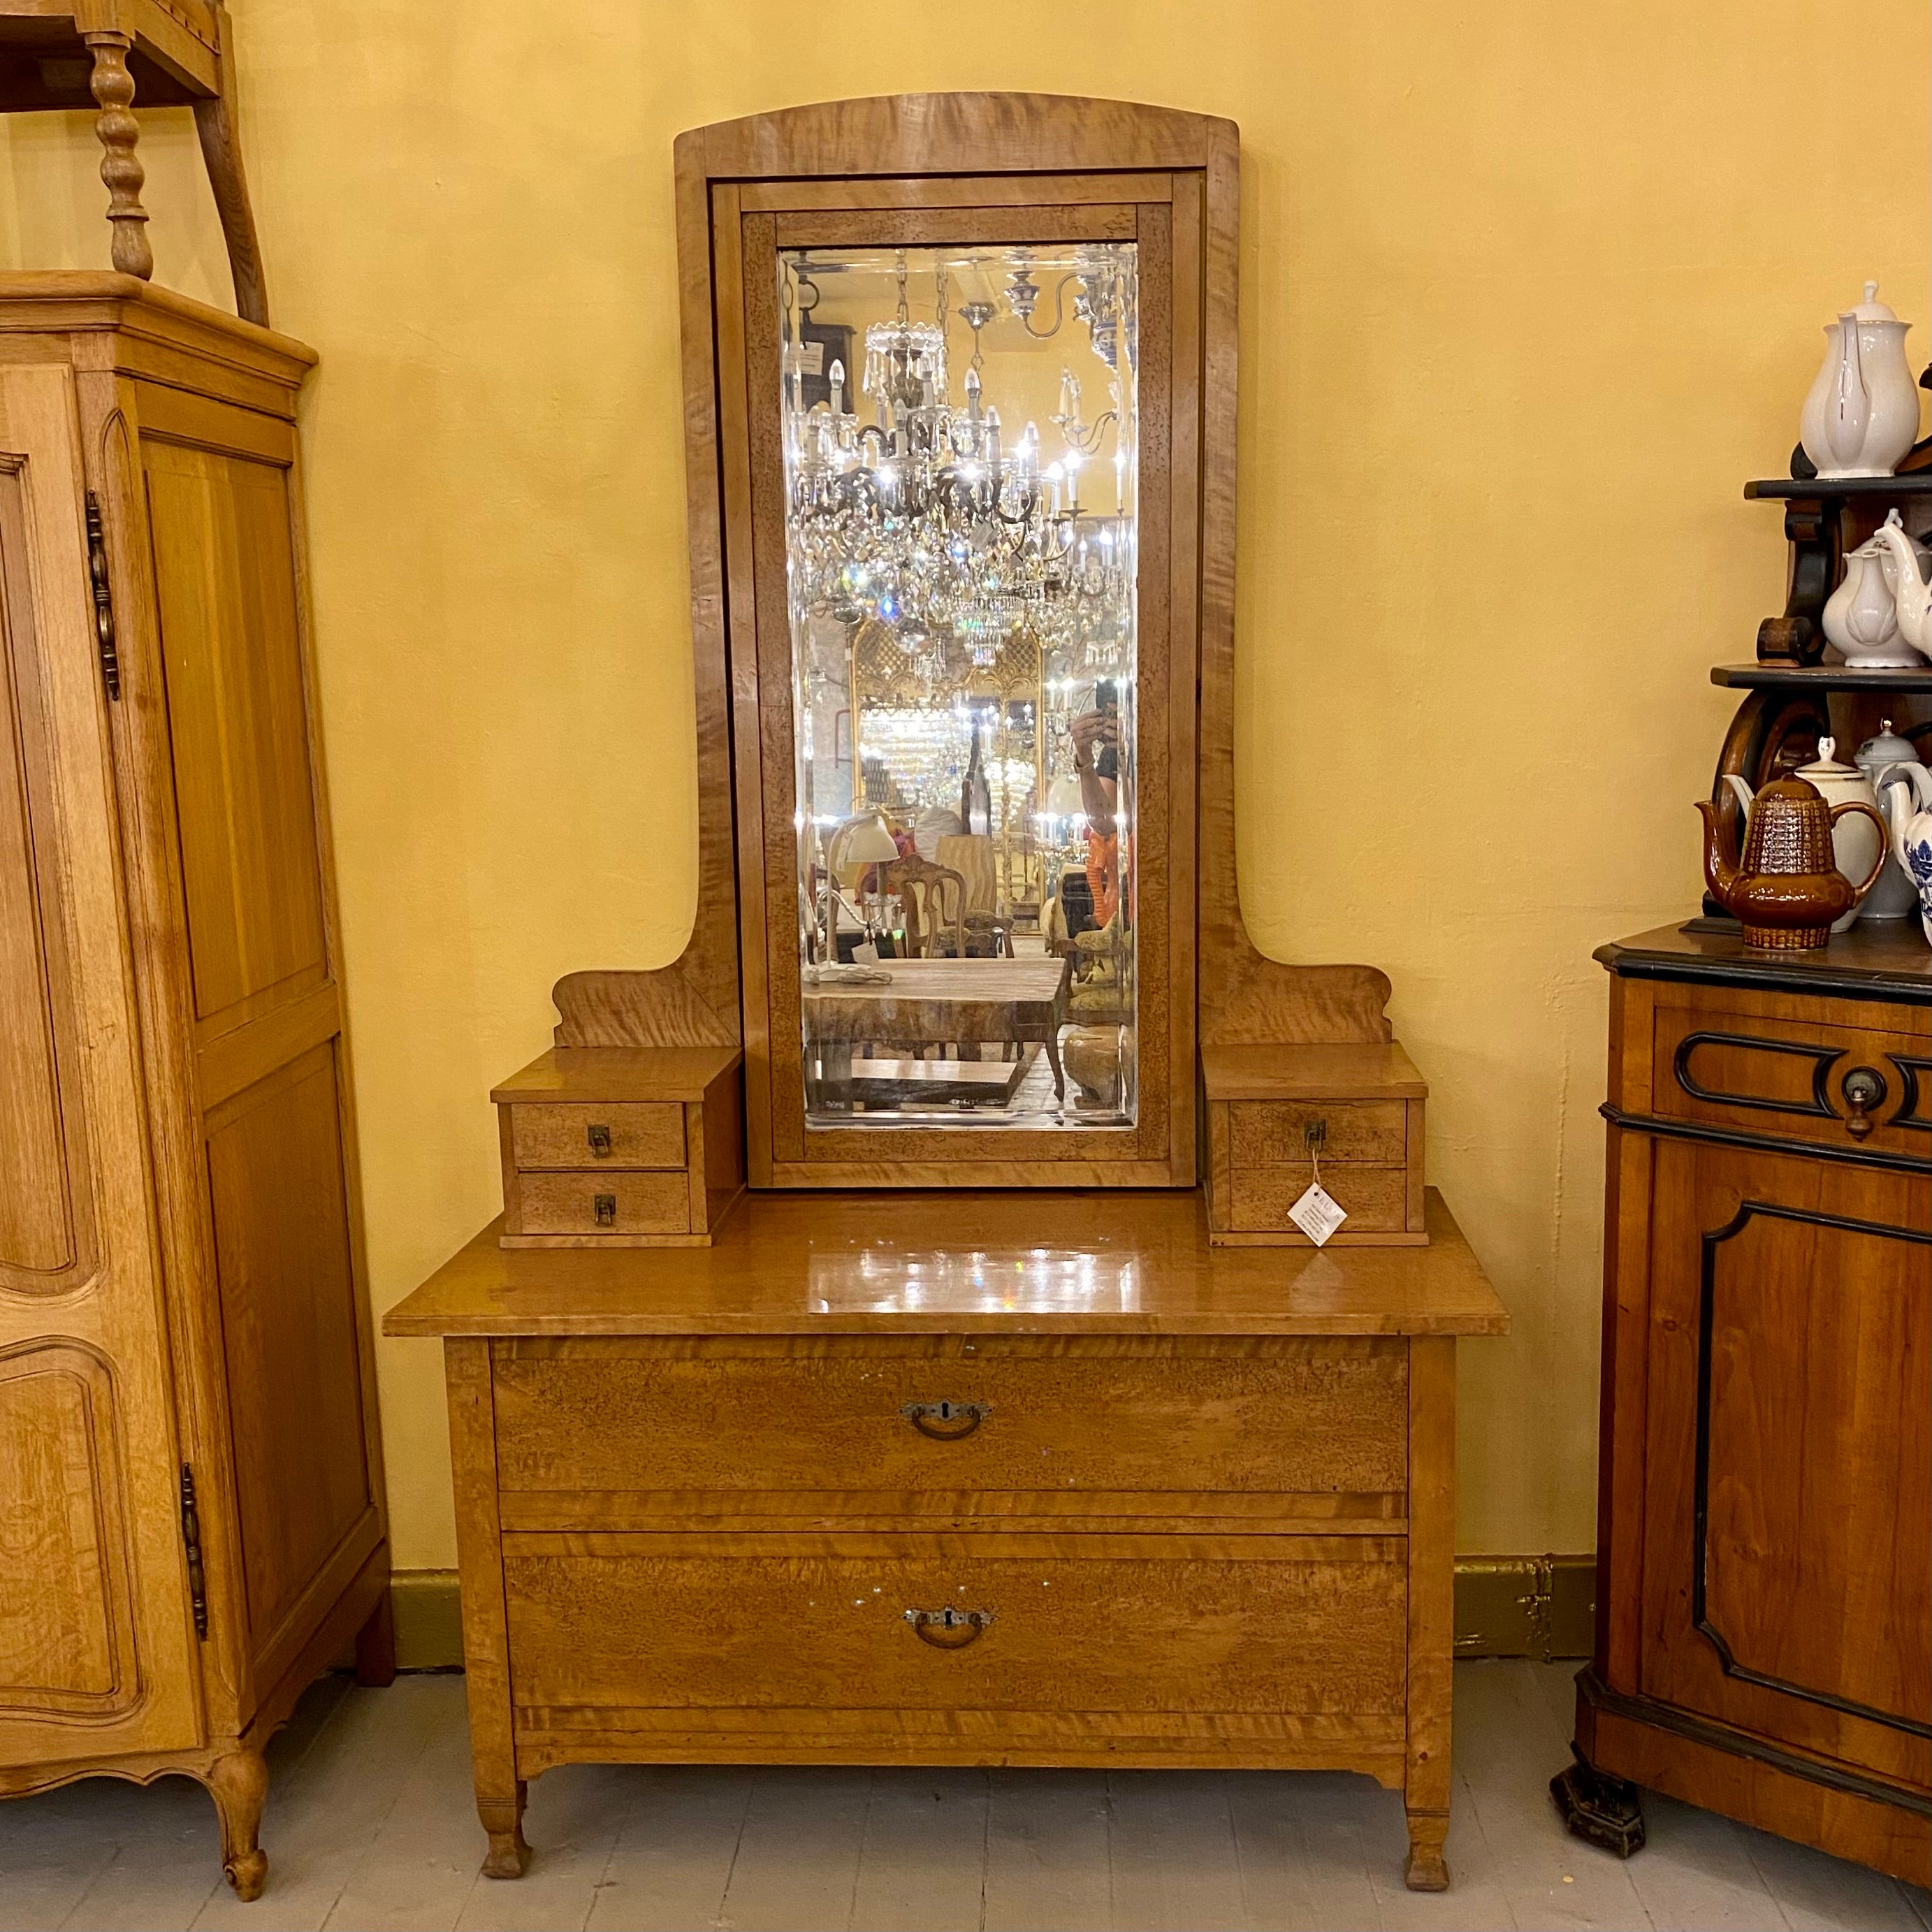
[490,1337,1408,1504]
[508,1103,685,1170]
[1228,1163,1409,1235]
[1228,1100,1407,1165]
[514,1172,690,1236]
[1651,1001,1931,1159]
[501,1531,1408,1723]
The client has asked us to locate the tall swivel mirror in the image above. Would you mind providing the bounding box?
[690,98,1232,1189]
[780,242,1140,1130]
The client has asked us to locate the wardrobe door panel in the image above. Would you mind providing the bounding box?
[0,366,201,1768]
[204,1043,373,1676]
[0,456,92,1293]
[0,1342,137,1715]
[142,438,326,1029]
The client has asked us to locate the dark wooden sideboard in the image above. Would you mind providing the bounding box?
[1558,921,1931,1886]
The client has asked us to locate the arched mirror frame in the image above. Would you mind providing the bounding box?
[551,93,1394,1193]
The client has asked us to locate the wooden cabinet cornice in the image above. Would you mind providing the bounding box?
[391,92,1504,1895]
[0,275,388,1899]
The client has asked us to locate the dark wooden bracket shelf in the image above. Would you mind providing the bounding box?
[1711,663,1932,694]
[1743,474,1932,501]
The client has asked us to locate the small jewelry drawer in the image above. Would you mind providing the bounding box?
[1227,1162,1409,1235]
[513,1171,690,1236]
[509,1103,685,1171]
[1228,1100,1407,1165]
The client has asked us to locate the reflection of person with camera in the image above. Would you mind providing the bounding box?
[1068,683,1124,931]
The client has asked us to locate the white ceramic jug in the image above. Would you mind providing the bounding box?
[1824,515,1929,667]
[1868,515,1932,656]
[1875,760,1932,944]
[1799,282,1921,479]
[1728,739,1886,932]
[1854,722,1925,920]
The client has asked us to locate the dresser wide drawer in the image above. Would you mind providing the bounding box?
[1228,1163,1408,1233]
[1228,1100,1407,1165]
[501,1532,1407,1720]
[490,1336,1407,1504]
[514,1171,690,1235]
[509,1103,685,1170]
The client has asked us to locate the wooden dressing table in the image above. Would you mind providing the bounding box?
[388,93,1504,1893]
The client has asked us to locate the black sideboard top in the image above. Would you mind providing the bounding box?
[1596,920,1932,1007]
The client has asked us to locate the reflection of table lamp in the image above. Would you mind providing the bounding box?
[821,811,901,959]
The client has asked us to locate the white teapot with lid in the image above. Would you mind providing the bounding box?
[1799,282,1921,479]
[1824,513,1929,667]
[1854,722,1925,920]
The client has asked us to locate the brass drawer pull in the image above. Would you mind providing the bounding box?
[1840,1066,1887,1140]
[903,1606,992,1648]
[901,1398,989,1439]
[587,1122,613,1157]
[593,1193,617,1227]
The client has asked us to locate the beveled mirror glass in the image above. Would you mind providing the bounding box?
[778,242,1140,1131]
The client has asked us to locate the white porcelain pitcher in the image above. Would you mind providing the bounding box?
[1799,282,1920,479]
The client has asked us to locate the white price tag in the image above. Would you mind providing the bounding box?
[1288,1179,1348,1247]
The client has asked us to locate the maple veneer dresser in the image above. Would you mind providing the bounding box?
[387,92,1506,1892]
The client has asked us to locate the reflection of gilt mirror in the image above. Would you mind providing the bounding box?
[683,96,1237,1189]
[782,243,1140,1131]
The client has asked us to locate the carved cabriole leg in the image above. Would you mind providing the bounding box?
[192,2,270,327]
[83,32,154,281]
[205,1747,269,1901]
[1404,1335,1456,1891]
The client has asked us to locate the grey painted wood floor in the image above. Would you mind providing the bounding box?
[3,1663,1927,1932]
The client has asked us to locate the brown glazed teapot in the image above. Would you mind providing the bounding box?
[1698,775,1889,949]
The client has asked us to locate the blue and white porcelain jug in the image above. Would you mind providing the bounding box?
[1877,760,1932,943]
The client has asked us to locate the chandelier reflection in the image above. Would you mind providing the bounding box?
[780,246,1137,678]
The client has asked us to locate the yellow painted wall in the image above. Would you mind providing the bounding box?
[1,3,1924,1569]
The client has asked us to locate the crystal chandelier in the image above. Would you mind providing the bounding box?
[780,247,1136,679]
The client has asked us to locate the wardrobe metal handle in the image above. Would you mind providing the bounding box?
[593,1193,617,1227]
[901,1399,989,1440]
[586,1122,613,1157]
[903,1606,992,1649]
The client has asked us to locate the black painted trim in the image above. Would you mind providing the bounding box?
[1671,1029,1842,1122]
[1893,1054,1932,1135]
[1595,942,1931,1006]
[1577,1667,1932,1819]
[1694,1201,1932,1741]
[1600,1105,1932,1176]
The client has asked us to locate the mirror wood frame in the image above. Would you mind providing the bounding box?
[549,93,1396,1191]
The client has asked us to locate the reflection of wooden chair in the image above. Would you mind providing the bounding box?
[885,855,966,961]
[937,833,1014,957]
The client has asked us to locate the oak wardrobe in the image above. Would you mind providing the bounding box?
[0,275,388,1901]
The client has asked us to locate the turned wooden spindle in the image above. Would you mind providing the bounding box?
[84,31,154,281]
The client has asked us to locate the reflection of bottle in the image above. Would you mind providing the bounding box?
[961,714,993,835]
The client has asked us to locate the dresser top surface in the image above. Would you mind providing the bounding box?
[1598,920,1932,1007]
[385,1188,1507,1339]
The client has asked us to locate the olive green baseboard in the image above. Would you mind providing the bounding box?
[384,1555,1595,1673]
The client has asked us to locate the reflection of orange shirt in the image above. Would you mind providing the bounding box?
[1086,829,1133,928]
